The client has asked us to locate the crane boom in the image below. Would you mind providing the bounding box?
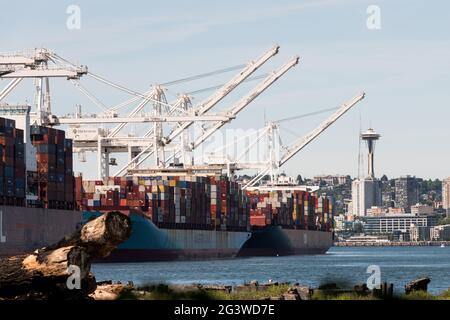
[278,92,365,166]
[190,56,300,150]
[163,45,280,145]
[57,114,233,124]
[112,46,281,176]
[107,88,154,137]
[0,78,23,102]
[1,68,87,79]
[146,56,299,170]
[242,92,365,189]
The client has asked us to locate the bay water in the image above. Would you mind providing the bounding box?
[92,246,450,294]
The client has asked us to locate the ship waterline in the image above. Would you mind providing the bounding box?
[84,211,252,262]
[238,226,333,257]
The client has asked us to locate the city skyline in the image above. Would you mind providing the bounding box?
[2,0,450,179]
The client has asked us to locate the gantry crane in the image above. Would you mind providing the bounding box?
[112,45,284,176]
[0,48,87,125]
[1,46,302,182]
[116,55,299,176]
[243,92,366,188]
[191,92,365,187]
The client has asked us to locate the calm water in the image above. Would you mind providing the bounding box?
[92,246,450,294]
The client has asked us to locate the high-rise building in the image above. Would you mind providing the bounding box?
[352,128,382,216]
[352,179,382,216]
[381,178,395,208]
[442,177,450,212]
[394,176,419,213]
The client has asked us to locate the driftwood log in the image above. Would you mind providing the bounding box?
[405,277,431,294]
[0,211,131,299]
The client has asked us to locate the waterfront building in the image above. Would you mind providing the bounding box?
[392,230,410,242]
[394,176,419,213]
[430,224,450,241]
[345,235,390,243]
[410,225,431,241]
[363,214,437,235]
[313,174,350,186]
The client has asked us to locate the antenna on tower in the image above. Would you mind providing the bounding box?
[357,111,363,179]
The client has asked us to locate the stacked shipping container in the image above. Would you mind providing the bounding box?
[0,117,25,206]
[30,125,74,209]
[246,190,333,232]
[77,175,250,232]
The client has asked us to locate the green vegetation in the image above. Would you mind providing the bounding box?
[438,216,450,226]
[420,179,442,194]
[116,282,450,300]
[311,291,379,300]
[207,284,291,300]
[118,283,291,300]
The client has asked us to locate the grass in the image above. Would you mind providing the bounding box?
[116,283,450,301]
[399,289,450,300]
[118,283,291,300]
[311,291,379,300]
[208,284,291,300]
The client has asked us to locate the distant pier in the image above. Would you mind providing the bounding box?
[334,241,450,247]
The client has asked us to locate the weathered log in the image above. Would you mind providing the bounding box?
[0,211,131,299]
[0,246,89,298]
[41,211,132,258]
[405,277,430,294]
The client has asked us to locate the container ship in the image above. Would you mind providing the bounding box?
[0,113,81,258]
[77,174,252,262]
[238,182,333,257]
[0,112,332,261]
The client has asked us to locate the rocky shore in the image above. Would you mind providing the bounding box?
[88,277,449,301]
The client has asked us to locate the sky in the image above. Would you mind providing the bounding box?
[1,0,450,180]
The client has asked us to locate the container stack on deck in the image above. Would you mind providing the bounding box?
[77,175,250,232]
[315,194,333,232]
[246,189,332,231]
[0,117,25,206]
[29,125,75,209]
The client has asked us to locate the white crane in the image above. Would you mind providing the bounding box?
[242,92,366,188]
[1,46,312,183]
[116,55,299,176]
[112,45,282,176]
[0,48,87,124]
[189,56,299,151]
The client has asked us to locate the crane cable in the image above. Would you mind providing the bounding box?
[161,64,246,86]
[186,74,268,96]
[273,106,340,124]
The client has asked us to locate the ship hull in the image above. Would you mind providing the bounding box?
[238,225,333,257]
[83,211,252,262]
[0,205,82,257]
